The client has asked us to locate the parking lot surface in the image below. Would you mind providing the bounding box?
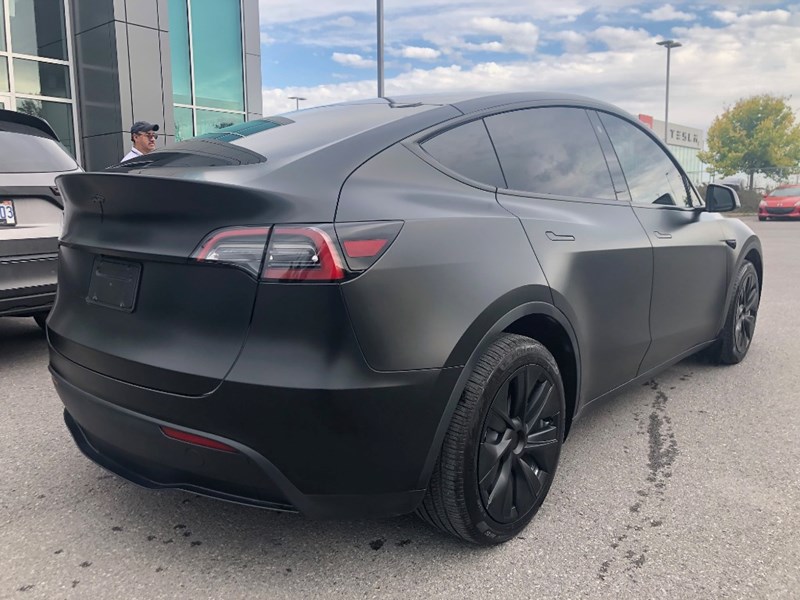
[1,217,798,599]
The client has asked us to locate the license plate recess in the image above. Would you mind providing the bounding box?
[87,257,142,312]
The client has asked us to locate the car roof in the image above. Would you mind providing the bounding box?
[0,109,59,140]
[320,91,628,117]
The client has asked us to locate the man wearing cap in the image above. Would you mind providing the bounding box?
[121,121,160,162]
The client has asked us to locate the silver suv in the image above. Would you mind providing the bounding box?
[0,109,80,327]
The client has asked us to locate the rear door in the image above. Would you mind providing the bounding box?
[595,111,728,372]
[487,106,654,402]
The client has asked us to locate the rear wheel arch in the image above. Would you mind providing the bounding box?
[417,301,581,491]
[503,313,579,439]
[743,248,763,294]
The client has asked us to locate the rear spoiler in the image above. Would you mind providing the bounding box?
[106,138,267,172]
[0,108,59,140]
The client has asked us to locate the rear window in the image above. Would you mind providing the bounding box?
[232,102,439,163]
[0,131,77,173]
[769,186,800,197]
[194,118,289,142]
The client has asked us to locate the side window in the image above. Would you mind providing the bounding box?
[420,119,506,188]
[599,113,693,208]
[484,107,616,200]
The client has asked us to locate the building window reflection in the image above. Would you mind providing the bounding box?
[169,0,246,140]
[0,0,77,157]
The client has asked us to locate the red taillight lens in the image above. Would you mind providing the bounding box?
[335,221,403,272]
[191,227,270,276]
[160,426,238,453]
[263,225,346,281]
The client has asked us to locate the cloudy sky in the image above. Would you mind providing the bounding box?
[259,1,800,131]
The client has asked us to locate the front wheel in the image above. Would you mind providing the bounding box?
[709,260,760,365]
[417,334,565,545]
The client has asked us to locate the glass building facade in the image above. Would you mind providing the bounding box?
[1,0,261,169]
[0,0,77,155]
[169,0,247,140]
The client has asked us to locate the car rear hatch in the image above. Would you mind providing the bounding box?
[50,100,461,396]
[0,116,77,311]
[50,169,310,396]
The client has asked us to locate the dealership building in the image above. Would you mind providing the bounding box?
[0,0,262,170]
[638,113,706,184]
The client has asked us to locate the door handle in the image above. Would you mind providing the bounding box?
[653,231,672,239]
[545,231,575,242]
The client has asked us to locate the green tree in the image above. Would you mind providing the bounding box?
[698,94,800,190]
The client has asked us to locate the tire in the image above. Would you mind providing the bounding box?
[758,216,766,222]
[417,333,565,545]
[33,312,49,330]
[709,260,759,365]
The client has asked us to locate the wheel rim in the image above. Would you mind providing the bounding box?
[734,271,758,354]
[478,365,561,524]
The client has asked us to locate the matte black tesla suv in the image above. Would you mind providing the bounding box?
[49,93,762,545]
[1,110,79,327]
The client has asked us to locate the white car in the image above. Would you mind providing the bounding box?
[0,109,81,328]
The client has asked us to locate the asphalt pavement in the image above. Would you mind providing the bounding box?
[1,216,798,599]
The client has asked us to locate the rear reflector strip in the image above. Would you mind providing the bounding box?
[160,426,238,453]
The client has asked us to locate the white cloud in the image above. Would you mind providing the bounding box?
[399,46,442,60]
[261,5,800,133]
[642,4,696,22]
[469,17,540,54]
[547,30,588,53]
[332,52,377,68]
[260,31,274,45]
[331,16,356,27]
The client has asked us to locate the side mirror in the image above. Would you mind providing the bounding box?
[705,184,740,213]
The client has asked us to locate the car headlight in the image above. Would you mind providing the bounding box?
[759,200,767,207]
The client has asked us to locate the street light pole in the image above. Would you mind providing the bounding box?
[656,40,681,145]
[287,96,306,111]
[377,0,385,97]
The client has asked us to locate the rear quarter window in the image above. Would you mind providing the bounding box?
[0,131,77,173]
[419,119,506,188]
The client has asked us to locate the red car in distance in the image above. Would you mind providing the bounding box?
[759,185,800,221]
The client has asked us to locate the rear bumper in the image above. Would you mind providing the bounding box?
[51,347,460,519]
[0,253,57,315]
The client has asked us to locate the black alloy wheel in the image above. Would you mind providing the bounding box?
[733,267,759,355]
[711,260,760,365]
[478,364,560,524]
[417,334,565,545]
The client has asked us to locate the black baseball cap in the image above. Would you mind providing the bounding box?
[130,121,160,134]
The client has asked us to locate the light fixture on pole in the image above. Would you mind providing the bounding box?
[656,39,681,144]
[377,0,385,97]
[288,96,306,111]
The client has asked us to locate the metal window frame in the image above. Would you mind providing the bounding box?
[0,0,80,163]
[173,0,247,139]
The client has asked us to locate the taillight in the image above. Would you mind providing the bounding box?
[264,225,345,281]
[192,221,403,281]
[191,227,270,276]
[335,221,403,272]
